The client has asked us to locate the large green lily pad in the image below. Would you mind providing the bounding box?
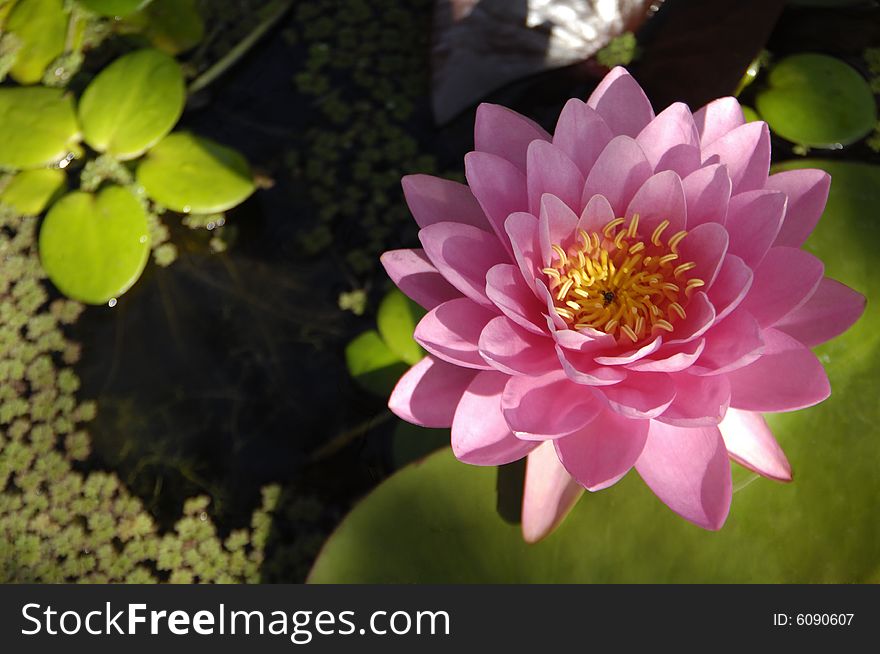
[309,160,879,583]
[78,48,184,160]
[5,0,67,85]
[0,87,80,169]
[136,132,255,213]
[77,0,152,16]
[0,168,65,215]
[39,186,151,304]
[756,53,876,148]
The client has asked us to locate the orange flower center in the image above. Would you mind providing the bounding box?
[542,215,705,343]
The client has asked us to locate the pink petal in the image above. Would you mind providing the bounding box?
[414,298,495,370]
[719,408,792,482]
[636,102,700,170]
[474,103,550,171]
[587,67,655,138]
[552,99,613,177]
[766,168,831,248]
[677,222,728,288]
[635,422,732,530]
[555,408,648,491]
[557,345,629,386]
[539,193,579,266]
[419,221,509,309]
[665,292,716,346]
[478,316,557,376]
[682,163,732,228]
[451,371,537,465]
[740,246,824,327]
[708,254,753,322]
[485,263,546,335]
[693,97,745,146]
[502,372,604,439]
[389,356,477,428]
[527,141,585,215]
[578,193,616,234]
[654,144,701,178]
[465,151,528,253]
[594,335,662,365]
[401,174,489,230]
[624,169,687,236]
[774,277,866,347]
[505,212,542,292]
[381,248,462,310]
[701,121,770,193]
[725,190,786,268]
[536,279,568,330]
[695,309,764,375]
[521,442,583,543]
[602,372,676,419]
[727,328,830,412]
[627,338,706,373]
[656,372,730,427]
[552,325,616,352]
[581,135,653,216]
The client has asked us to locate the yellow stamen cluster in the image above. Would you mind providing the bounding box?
[542,214,705,343]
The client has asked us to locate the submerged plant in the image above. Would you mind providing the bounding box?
[382,67,865,541]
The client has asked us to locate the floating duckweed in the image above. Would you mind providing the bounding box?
[596,32,639,68]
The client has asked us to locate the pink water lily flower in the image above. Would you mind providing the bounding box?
[381,67,866,541]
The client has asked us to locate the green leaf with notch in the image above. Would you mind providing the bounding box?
[0,87,79,169]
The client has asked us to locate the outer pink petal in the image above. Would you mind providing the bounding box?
[581,135,653,215]
[626,338,705,373]
[419,221,508,309]
[766,168,831,248]
[701,121,770,193]
[478,316,557,376]
[502,372,604,440]
[451,371,537,465]
[557,345,628,386]
[414,298,495,370]
[464,151,528,253]
[682,163,732,228]
[402,174,489,230]
[635,422,732,530]
[693,97,745,146]
[725,190,786,268]
[695,309,764,375]
[719,408,792,482]
[552,99,613,177]
[555,408,648,491]
[741,247,824,327]
[521,442,583,543]
[505,212,542,292]
[656,373,730,427]
[636,102,700,170]
[486,263,546,334]
[665,292,716,346]
[654,144,701,178]
[539,193,579,266]
[587,67,655,138]
[602,372,676,419]
[389,356,478,428]
[381,249,461,310]
[708,254,753,322]
[624,169,687,236]
[474,103,550,171]
[727,328,830,412]
[677,222,728,288]
[527,141,585,215]
[774,277,866,347]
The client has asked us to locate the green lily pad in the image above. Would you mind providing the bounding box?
[391,421,450,469]
[756,53,876,148]
[309,160,879,583]
[0,87,80,169]
[741,106,761,123]
[377,289,425,365]
[39,186,150,304]
[123,0,204,55]
[0,168,65,215]
[78,49,184,160]
[136,132,255,213]
[345,330,408,398]
[77,0,152,17]
[5,0,67,85]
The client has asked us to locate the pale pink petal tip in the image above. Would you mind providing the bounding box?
[521,442,583,543]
